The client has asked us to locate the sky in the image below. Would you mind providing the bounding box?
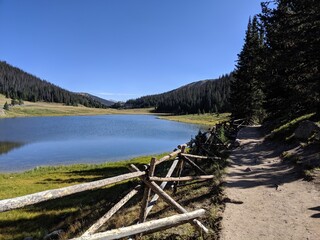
[0,0,263,101]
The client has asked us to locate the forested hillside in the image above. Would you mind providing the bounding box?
[78,93,115,107]
[126,74,233,114]
[231,0,319,123]
[0,61,106,108]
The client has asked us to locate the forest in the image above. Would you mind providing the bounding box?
[230,0,319,123]
[125,74,233,114]
[0,61,106,108]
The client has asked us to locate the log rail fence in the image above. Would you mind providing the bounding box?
[0,119,242,239]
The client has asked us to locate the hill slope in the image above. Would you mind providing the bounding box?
[125,73,233,114]
[0,61,105,108]
[78,93,115,107]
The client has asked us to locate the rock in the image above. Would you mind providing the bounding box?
[294,120,320,140]
[244,167,252,172]
[43,230,65,240]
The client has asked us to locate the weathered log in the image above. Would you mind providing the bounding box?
[71,209,206,240]
[233,118,246,122]
[149,175,214,182]
[145,178,208,233]
[82,186,141,236]
[139,157,156,224]
[145,159,179,217]
[0,171,145,213]
[156,149,182,165]
[181,153,221,160]
[129,164,208,233]
[176,145,186,187]
[182,156,207,175]
[174,159,185,190]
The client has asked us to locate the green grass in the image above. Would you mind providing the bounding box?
[268,113,316,141]
[0,154,167,240]
[159,113,231,126]
[0,94,156,118]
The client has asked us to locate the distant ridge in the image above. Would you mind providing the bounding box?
[0,61,105,108]
[78,93,115,107]
[125,74,233,114]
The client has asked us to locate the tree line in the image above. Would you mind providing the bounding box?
[0,61,106,108]
[231,0,319,123]
[125,74,233,114]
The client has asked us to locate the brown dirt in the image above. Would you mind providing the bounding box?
[221,126,320,240]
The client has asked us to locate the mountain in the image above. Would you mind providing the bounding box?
[125,73,233,114]
[78,93,115,107]
[0,61,105,108]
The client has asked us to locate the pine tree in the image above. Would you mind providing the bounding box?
[230,16,266,123]
[260,0,320,119]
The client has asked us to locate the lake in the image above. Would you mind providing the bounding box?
[0,115,200,172]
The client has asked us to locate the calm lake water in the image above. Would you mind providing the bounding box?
[0,115,200,172]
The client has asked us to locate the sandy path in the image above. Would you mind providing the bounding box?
[221,126,320,240]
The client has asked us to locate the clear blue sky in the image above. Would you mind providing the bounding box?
[0,0,263,101]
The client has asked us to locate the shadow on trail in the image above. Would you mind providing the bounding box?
[309,206,320,218]
[225,127,302,190]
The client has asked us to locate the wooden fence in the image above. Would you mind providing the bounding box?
[0,119,242,239]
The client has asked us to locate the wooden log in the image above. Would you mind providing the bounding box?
[175,145,186,187]
[181,153,221,160]
[175,159,184,189]
[71,209,206,240]
[0,171,145,213]
[156,149,181,165]
[145,159,179,217]
[129,164,208,234]
[82,186,141,236]
[139,157,156,224]
[149,175,214,182]
[145,179,208,233]
[233,118,246,122]
[182,156,207,175]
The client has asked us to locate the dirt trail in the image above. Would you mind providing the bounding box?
[221,126,320,240]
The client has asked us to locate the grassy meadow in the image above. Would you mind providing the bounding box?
[0,94,231,126]
[159,113,231,126]
[0,94,155,118]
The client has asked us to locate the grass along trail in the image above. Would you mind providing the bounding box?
[221,126,320,240]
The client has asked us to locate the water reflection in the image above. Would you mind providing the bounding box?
[0,141,25,155]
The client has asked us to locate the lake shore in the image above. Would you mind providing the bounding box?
[1,94,229,126]
[159,112,230,126]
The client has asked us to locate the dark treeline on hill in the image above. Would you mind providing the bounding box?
[125,74,233,114]
[231,0,319,123]
[0,61,106,108]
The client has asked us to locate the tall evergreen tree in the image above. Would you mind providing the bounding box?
[231,16,266,123]
[260,0,320,119]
